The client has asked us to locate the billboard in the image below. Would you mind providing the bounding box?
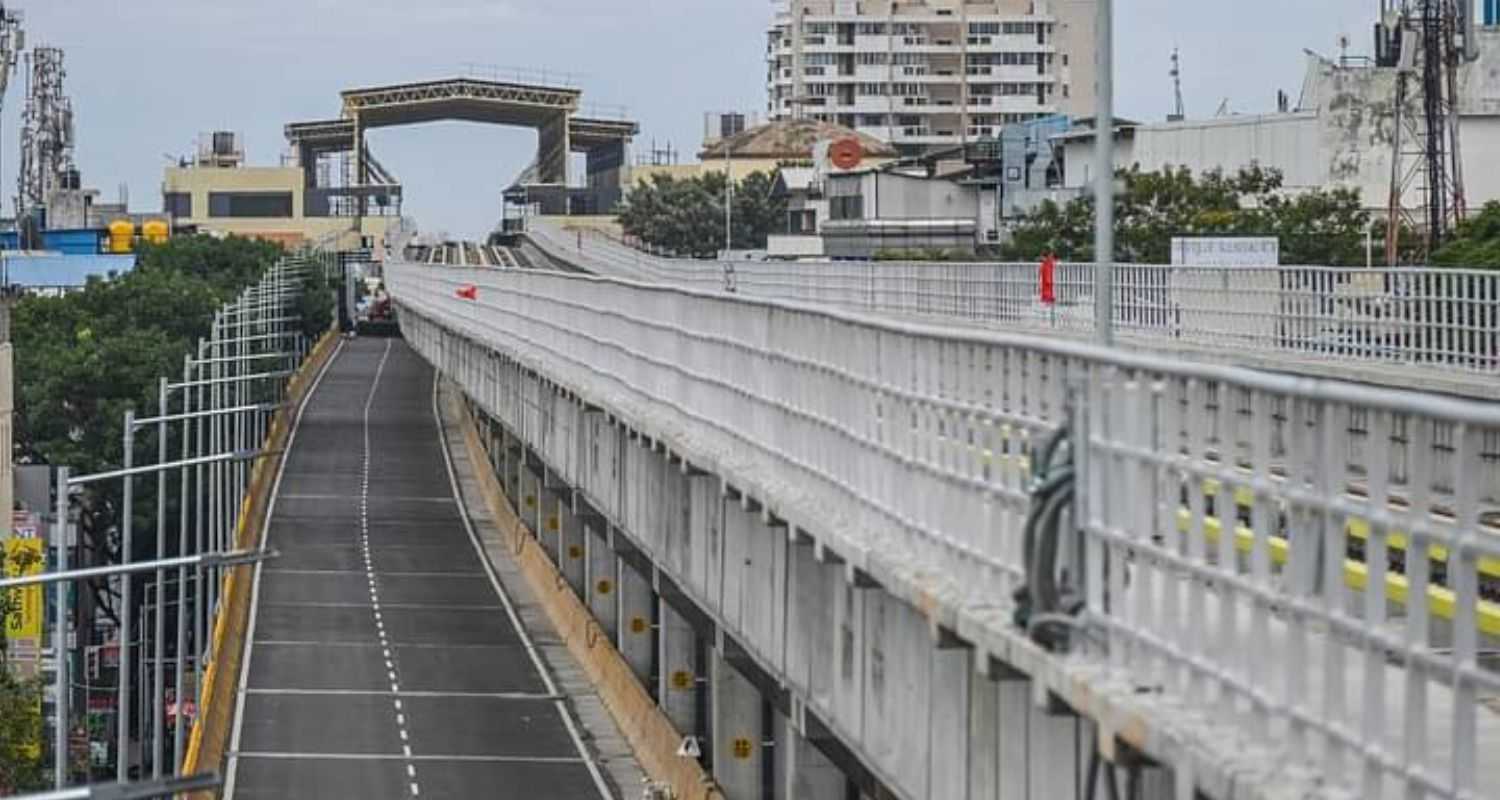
[4,520,44,640]
[1170,236,1279,267]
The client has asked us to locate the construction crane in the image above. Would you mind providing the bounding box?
[1382,0,1475,264]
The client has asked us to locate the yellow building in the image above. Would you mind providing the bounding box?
[162,134,395,250]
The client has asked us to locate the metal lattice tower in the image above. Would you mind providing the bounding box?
[1384,0,1472,262]
[16,46,75,222]
[0,4,22,99]
[1169,47,1185,121]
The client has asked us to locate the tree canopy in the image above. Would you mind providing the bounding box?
[1001,165,1378,265]
[619,171,786,258]
[1430,201,1500,269]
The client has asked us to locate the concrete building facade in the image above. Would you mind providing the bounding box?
[820,168,996,257]
[1056,28,1500,218]
[162,137,395,251]
[767,0,1096,153]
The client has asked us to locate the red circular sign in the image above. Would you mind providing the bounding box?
[830,137,863,171]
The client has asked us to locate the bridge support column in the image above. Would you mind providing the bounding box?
[928,641,971,799]
[710,646,765,800]
[657,598,699,735]
[615,547,654,684]
[518,463,542,537]
[537,110,571,187]
[584,521,617,640]
[540,477,562,563]
[558,500,585,594]
[773,710,844,799]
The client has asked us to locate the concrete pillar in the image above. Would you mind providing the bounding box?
[616,551,654,684]
[657,599,699,735]
[928,645,971,799]
[710,648,764,800]
[584,522,617,641]
[559,503,586,595]
[539,481,562,564]
[518,466,542,537]
[537,111,571,186]
[774,710,844,800]
[1026,688,1081,800]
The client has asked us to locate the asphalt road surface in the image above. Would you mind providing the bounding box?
[225,338,611,799]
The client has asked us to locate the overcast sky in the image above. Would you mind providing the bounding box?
[1,0,1384,237]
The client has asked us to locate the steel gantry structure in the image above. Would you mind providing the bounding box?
[285,76,637,219]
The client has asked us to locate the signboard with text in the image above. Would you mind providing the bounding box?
[1170,237,1279,267]
[4,531,44,641]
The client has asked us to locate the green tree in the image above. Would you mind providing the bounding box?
[619,171,787,257]
[1431,201,1500,269]
[1001,165,1371,265]
[0,546,46,794]
[11,234,290,629]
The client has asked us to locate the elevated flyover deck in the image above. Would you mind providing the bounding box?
[224,338,615,799]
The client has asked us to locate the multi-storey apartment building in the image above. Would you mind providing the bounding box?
[767,0,1096,153]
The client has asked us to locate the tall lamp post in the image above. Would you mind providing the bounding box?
[1093,0,1115,346]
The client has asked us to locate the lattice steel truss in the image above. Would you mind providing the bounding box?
[1385,0,1473,263]
[340,77,580,115]
[16,46,74,222]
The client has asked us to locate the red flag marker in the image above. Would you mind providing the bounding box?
[1039,254,1057,305]
[456,284,478,301]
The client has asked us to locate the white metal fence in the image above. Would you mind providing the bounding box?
[525,219,1500,376]
[389,260,1500,799]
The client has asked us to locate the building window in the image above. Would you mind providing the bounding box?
[857,52,887,66]
[164,192,193,218]
[830,195,864,221]
[208,191,293,218]
[856,22,886,35]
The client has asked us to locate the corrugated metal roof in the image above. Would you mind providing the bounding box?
[2,253,137,288]
[700,119,898,160]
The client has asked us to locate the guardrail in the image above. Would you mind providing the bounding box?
[525,219,1500,378]
[388,260,1500,800]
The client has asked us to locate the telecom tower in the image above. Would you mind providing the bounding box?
[0,4,20,98]
[16,46,76,234]
[1381,0,1475,263]
[1168,47,1185,122]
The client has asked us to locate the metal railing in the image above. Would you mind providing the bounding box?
[525,218,1500,379]
[25,251,334,793]
[388,260,1500,800]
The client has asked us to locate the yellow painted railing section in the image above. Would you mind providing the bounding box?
[179,331,340,787]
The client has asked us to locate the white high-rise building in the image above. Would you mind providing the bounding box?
[767,0,1096,152]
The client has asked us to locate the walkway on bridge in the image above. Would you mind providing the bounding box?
[224,338,621,799]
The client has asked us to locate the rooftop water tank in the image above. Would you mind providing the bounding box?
[108,220,135,254]
[142,220,169,245]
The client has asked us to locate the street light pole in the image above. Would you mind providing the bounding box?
[54,467,70,789]
[152,377,167,779]
[116,413,134,782]
[1093,0,1115,346]
[173,356,190,770]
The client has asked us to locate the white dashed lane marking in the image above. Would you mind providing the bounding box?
[361,341,419,797]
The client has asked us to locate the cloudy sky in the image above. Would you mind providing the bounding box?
[2,0,1383,237]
